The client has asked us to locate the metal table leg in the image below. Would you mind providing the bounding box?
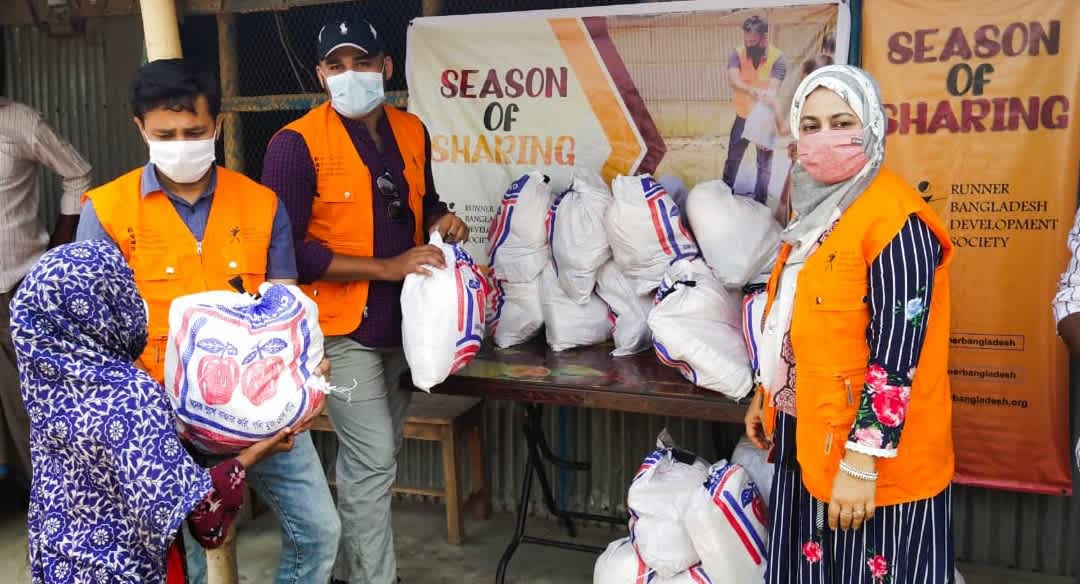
[494,403,625,584]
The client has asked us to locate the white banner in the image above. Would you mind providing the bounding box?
[407,0,848,259]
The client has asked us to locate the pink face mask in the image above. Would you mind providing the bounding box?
[796,128,869,184]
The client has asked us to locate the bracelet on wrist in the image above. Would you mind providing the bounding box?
[839,460,878,482]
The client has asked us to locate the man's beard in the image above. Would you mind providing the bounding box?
[747,44,766,67]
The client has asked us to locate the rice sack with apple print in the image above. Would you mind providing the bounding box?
[164,282,329,454]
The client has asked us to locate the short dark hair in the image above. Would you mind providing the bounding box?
[130,59,221,121]
[821,31,836,53]
[742,16,768,35]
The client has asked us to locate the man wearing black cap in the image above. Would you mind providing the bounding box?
[262,17,467,584]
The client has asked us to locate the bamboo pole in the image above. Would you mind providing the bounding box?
[137,0,182,60]
[217,12,246,173]
[421,0,443,17]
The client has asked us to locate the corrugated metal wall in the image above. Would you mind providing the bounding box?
[363,399,1077,577]
[5,12,1077,580]
[3,17,147,227]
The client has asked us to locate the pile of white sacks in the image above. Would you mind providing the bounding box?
[594,431,772,583]
[593,432,969,584]
[484,168,781,400]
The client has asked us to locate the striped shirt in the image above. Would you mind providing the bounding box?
[0,99,92,292]
[1052,206,1080,323]
[847,214,944,457]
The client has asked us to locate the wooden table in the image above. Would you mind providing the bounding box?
[431,340,747,584]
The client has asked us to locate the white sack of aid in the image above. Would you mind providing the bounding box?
[592,537,714,584]
[487,171,554,284]
[164,283,329,454]
[648,259,753,400]
[485,275,543,349]
[607,174,699,294]
[485,172,552,348]
[548,167,613,304]
[685,179,780,289]
[401,231,487,391]
[627,441,710,578]
[683,461,770,583]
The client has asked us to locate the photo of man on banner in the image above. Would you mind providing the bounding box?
[722,15,787,205]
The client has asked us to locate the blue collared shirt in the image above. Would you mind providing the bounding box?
[77,163,298,280]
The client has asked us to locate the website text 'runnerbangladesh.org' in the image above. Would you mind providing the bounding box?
[952,394,1029,409]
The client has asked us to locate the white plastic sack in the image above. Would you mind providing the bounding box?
[540,262,612,352]
[627,446,709,578]
[684,461,769,584]
[593,538,714,584]
[596,261,653,357]
[685,179,780,289]
[955,569,966,584]
[165,283,328,454]
[607,175,699,294]
[732,435,775,504]
[401,232,487,391]
[487,275,543,349]
[657,175,690,226]
[488,171,554,283]
[649,259,753,399]
[742,100,777,150]
[549,168,613,303]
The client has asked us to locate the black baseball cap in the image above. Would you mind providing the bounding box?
[317,19,384,61]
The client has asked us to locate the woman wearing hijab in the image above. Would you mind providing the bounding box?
[744,65,955,582]
[11,239,294,583]
[764,53,835,226]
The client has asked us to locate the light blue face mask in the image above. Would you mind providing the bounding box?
[325,70,385,118]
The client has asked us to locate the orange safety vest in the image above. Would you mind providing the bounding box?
[733,45,782,118]
[84,166,277,383]
[762,168,954,507]
[278,102,427,337]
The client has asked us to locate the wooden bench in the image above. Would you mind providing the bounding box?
[311,392,491,544]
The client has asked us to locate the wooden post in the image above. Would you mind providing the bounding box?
[205,524,239,584]
[217,12,245,173]
[137,0,182,60]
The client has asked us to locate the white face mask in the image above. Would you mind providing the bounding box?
[325,70,385,118]
[144,132,217,184]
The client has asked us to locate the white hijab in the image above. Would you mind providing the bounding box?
[782,65,887,242]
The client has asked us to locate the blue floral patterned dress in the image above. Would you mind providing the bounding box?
[10,240,244,583]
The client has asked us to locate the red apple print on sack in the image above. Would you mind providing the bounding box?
[241,338,289,406]
[195,339,241,406]
[242,357,285,405]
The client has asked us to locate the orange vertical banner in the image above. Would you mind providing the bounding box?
[863,0,1080,494]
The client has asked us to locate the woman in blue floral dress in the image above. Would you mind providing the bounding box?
[11,240,292,583]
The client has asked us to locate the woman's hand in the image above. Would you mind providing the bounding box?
[744,388,772,450]
[235,427,295,469]
[828,451,877,531]
[291,399,326,435]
